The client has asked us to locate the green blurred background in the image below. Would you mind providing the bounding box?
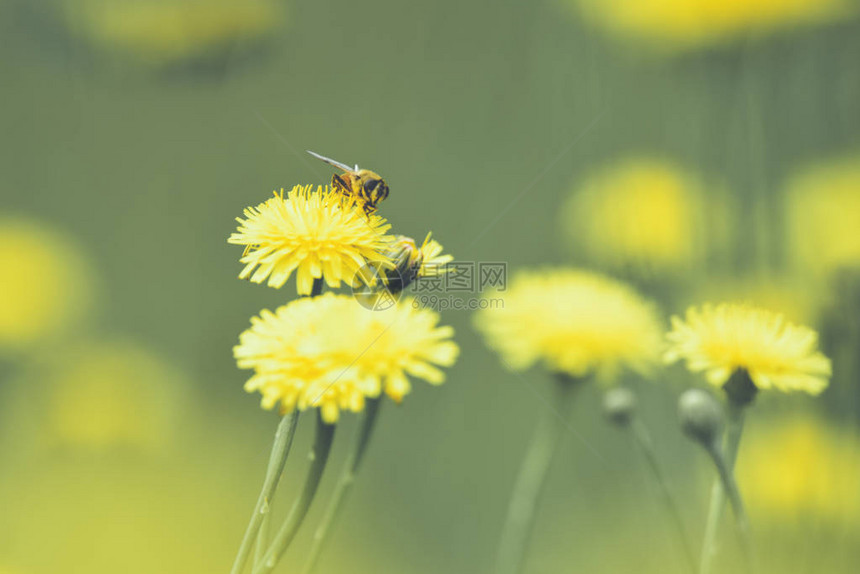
[2,0,859,573]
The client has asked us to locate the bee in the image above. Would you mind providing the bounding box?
[307,150,389,214]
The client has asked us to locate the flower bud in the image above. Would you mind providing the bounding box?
[602,387,637,427]
[678,389,724,447]
[381,235,424,294]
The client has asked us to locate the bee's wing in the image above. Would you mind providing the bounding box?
[307,150,354,172]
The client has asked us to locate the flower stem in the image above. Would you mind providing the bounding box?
[699,405,748,574]
[230,412,300,574]
[253,511,270,569]
[301,398,383,574]
[254,412,337,574]
[630,417,697,574]
[494,378,578,574]
[704,438,753,573]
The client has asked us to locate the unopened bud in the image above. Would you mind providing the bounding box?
[603,387,637,427]
[678,389,724,447]
[382,235,424,294]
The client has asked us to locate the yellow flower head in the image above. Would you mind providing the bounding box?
[474,269,663,381]
[0,218,94,353]
[229,185,394,296]
[786,156,860,276]
[561,159,723,273]
[738,415,860,524]
[572,0,853,52]
[234,293,459,423]
[665,303,831,395]
[63,0,286,67]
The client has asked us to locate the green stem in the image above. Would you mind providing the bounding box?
[494,378,578,574]
[230,413,300,574]
[704,440,753,573]
[699,405,747,574]
[301,398,383,574]
[254,413,337,574]
[253,509,270,569]
[630,417,697,574]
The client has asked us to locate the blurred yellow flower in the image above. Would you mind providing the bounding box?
[573,0,853,51]
[63,0,286,67]
[234,293,459,423]
[229,185,394,296]
[0,218,94,353]
[561,159,722,273]
[473,269,663,381]
[739,415,860,524]
[665,303,831,394]
[46,340,184,452]
[786,156,860,276]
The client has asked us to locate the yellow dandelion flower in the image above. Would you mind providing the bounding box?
[0,218,94,353]
[63,0,286,67]
[229,185,394,296]
[561,159,727,273]
[234,293,458,423]
[665,303,831,395]
[738,415,860,524]
[46,340,184,452]
[571,0,853,52]
[473,269,663,381]
[786,156,860,276]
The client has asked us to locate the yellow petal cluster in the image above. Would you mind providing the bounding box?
[572,0,852,51]
[417,232,454,279]
[665,303,831,394]
[234,293,459,423]
[229,185,394,295]
[786,156,860,276]
[561,159,724,273]
[738,415,860,524]
[474,269,663,381]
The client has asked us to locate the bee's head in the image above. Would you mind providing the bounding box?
[359,170,390,206]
